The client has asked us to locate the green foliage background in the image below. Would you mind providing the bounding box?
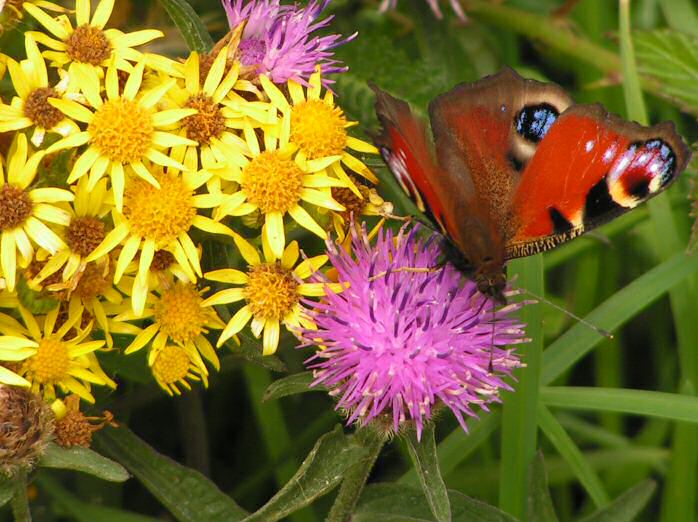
[4,0,698,520]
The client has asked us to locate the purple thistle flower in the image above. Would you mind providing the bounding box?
[222,0,356,86]
[379,0,467,20]
[300,224,528,440]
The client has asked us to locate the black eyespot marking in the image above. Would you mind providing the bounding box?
[507,152,524,172]
[514,103,559,143]
[584,176,621,225]
[549,207,573,234]
[628,179,650,199]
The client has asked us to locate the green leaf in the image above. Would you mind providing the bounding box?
[404,425,451,522]
[222,332,287,373]
[39,443,129,482]
[537,405,609,508]
[526,452,558,522]
[499,254,544,518]
[0,476,12,508]
[579,480,656,522]
[244,425,370,522]
[634,29,698,115]
[157,0,214,53]
[36,473,158,522]
[262,371,321,402]
[94,426,248,522]
[16,276,59,315]
[354,483,518,522]
[541,387,698,423]
[400,413,499,486]
[542,251,698,385]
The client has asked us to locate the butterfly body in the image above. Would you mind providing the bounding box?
[373,68,690,303]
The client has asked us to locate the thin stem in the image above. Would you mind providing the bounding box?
[461,0,685,116]
[10,469,31,522]
[326,429,385,522]
[499,255,544,520]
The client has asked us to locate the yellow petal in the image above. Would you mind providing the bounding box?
[347,136,378,154]
[260,75,290,111]
[86,222,129,262]
[91,0,115,28]
[288,204,327,239]
[204,269,248,284]
[262,319,280,355]
[125,323,159,354]
[114,234,141,283]
[218,305,252,347]
[293,255,328,279]
[298,282,344,296]
[300,188,344,211]
[281,241,299,269]
[233,234,261,266]
[24,3,69,39]
[0,366,30,387]
[264,212,285,260]
[201,288,245,307]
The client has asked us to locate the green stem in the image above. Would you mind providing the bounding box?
[326,429,385,522]
[499,255,544,520]
[462,0,680,114]
[617,2,698,521]
[10,469,31,522]
[464,0,619,72]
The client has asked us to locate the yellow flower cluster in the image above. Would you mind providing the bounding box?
[0,0,385,399]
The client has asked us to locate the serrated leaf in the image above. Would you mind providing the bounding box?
[634,29,698,115]
[39,443,129,482]
[404,425,451,522]
[526,452,558,522]
[243,425,370,522]
[262,371,322,401]
[579,480,656,522]
[354,483,519,522]
[0,476,12,508]
[94,426,247,522]
[158,0,214,53]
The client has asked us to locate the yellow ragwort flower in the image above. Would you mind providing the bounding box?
[150,344,209,396]
[84,167,233,315]
[211,132,346,260]
[203,234,342,355]
[25,0,162,77]
[122,281,225,372]
[261,70,379,191]
[47,59,196,210]
[0,34,80,146]
[168,46,276,173]
[31,177,112,287]
[0,304,111,402]
[0,134,73,291]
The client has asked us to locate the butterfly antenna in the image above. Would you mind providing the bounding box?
[518,287,613,340]
[489,303,495,374]
[367,266,438,282]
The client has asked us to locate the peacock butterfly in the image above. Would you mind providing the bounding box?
[372,68,691,303]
